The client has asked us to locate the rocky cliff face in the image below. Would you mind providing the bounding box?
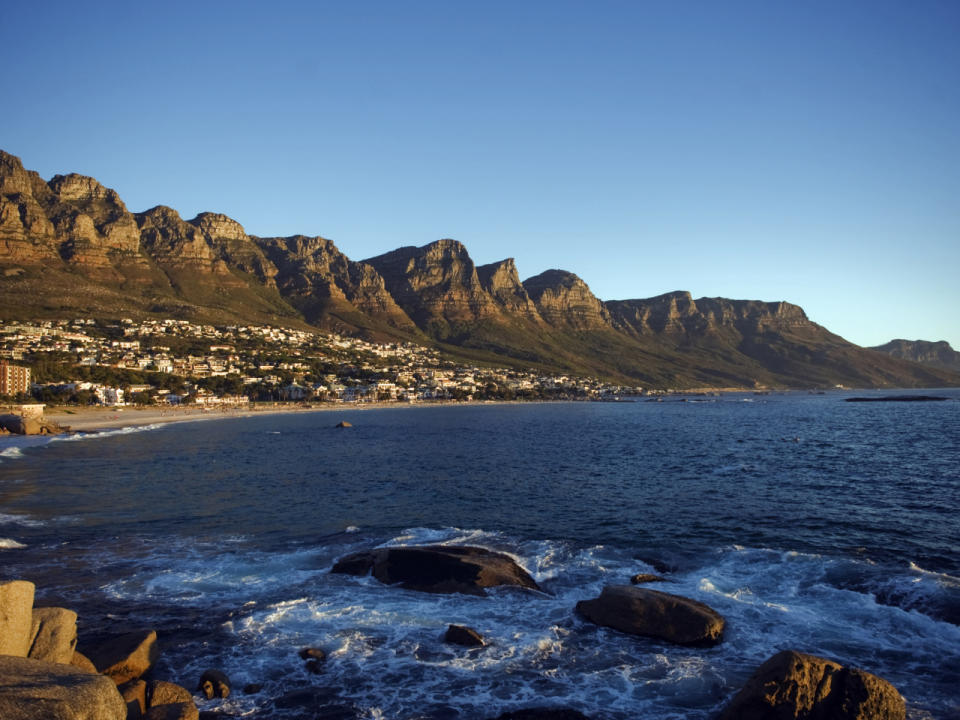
[364,239,499,335]
[47,174,144,277]
[476,258,543,322]
[870,339,960,372]
[522,270,611,330]
[257,235,415,330]
[136,206,228,273]
[0,152,69,264]
[608,293,811,336]
[2,147,957,389]
[190,212,278,286]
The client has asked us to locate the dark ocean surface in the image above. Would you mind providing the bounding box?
[2,391,959,719]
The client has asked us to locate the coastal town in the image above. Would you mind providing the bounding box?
[0,318,644,411]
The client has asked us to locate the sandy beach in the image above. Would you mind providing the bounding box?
[43,402,373,432]
[41,399,518,432]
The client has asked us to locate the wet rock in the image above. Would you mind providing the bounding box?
[298,646,327,661]
[70,650,98,674]
[145,702,200,720]
[305,659,324,674]
[492,709,592,720]
[332,545,541,596]
[28,606,78,664]
[0,579,35,657]
[197,668,231,699]
[444,624,485,647]
[119,679,147,719]
[335,421,352,428]
[576,585,725,646]
[0,655,127,719]
[242,683,262,695]
[148,680,195,707]
[83,629,159,685]
[719,650,906,720]
[630,573,668,585]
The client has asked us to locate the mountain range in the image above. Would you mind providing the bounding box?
[1,149,956,389]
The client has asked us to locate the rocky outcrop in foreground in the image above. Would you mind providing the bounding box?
[331,545,541,596]
[0,579,201,720]
[719,650,906,720]
[575,584,726,646]
[0,655,127,720]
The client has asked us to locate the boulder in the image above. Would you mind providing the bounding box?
[335,421,352,428]
[444,624,485,647]
[0,579,35,656]
[148,680,195,707]
[197,668,231,699]
[298,647,326,661]
[145,703,199,720]
[331,545,540,596]
[28,606,79,664]
[119,679,147,719]
[70,650,98,674]
[575,585,725,646]
[719,650,906,720]
[82,629,159,685]
[0,655,127,720]
[630,573,668,585]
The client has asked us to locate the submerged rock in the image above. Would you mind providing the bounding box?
[575,585,725,646]
[197,669,231,699]
[629,573,668,585]
[444,624,485,647]
[719,650,905,720]
[0,655,127,720]
[331,545,541,596]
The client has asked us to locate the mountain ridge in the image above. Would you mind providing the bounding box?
[2,149,957,390]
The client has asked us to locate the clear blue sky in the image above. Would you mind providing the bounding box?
[3,1,958,349]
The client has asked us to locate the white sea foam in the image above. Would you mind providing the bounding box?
[51,423,166,443]
[0,512,47,528]
[59,530,960,719]
[0,446,25,460]
[0,538,26,549]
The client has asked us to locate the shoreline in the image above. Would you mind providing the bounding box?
[41,399,536,432]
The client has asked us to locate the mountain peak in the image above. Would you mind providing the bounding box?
[190,212,247,242]
[523,270,610,330]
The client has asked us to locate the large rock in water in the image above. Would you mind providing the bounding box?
[82,629,159,685]
[0,579,35,656]
[28,607,79,664]
[331,545,541,596]
[575,585,725,646]
[719,650,906,720]
[0,655,127,720]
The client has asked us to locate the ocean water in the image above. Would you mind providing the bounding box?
[1,392,958,719]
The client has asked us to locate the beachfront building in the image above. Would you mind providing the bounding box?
[0,362,31,396]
